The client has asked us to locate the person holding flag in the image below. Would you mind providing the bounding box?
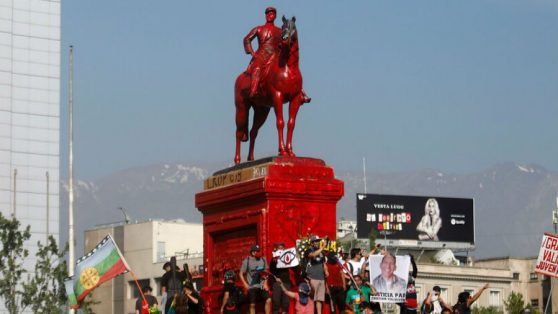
[135,286,159,314]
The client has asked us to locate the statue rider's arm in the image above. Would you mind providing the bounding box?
[243,27,259,56]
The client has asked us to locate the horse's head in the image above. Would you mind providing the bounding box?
[281,15,297,45]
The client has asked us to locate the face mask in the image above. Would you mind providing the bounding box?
[255,251,263,258]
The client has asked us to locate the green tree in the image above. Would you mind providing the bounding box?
[24,235,68,314]
[524,303,542,314]
[79,293,100,314]
[0,213,31,314]
[504,291,525,314]
[0,212,68,313]
[471,306,503,314]
[368,229,378,251]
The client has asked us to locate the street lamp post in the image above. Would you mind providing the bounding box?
[552,197,558,234]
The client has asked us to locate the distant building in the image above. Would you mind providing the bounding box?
[84,219,203,314]
[0,1,61,312]
[337,218,356,239]
[0,0,61,265]
[474,256,552,313]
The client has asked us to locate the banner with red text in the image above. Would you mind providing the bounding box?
[535,233,558,278]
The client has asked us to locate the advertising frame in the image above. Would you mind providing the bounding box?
[356,193,475,250]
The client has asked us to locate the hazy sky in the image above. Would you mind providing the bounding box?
[61,1,558,180]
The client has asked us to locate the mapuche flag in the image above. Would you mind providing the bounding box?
[66,234,130,308]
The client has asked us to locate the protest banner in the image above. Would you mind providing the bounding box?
[369,254,409,303]
[272,247,299,268]
[535,233,558,277]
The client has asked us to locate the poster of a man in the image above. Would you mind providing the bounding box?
[369,253,409,303]
[416,198,442,241]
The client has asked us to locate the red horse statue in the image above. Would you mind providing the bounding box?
[234,16,310,164]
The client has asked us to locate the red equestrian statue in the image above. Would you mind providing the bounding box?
[235,8,311,164]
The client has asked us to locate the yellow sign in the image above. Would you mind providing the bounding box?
[204,163,269,190]
[320,239,336,252]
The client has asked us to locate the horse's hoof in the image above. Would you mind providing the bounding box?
[234,157,241,165]
[302,96,311,103]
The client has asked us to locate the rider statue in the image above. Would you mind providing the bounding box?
[244,7,311,103]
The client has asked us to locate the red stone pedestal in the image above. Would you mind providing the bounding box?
[196,156,344,313]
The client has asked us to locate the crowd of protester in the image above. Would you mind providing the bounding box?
[140,236,490,314]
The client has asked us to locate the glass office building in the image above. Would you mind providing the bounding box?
[0,0,61,274]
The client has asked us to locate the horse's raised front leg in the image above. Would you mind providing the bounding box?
[248,106,271,161]
[272,92,288,156]
[234,98,249,164]
[286,94,304,156]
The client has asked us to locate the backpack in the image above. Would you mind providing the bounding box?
[243,257,267,286]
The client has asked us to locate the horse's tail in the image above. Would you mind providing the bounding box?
[235,73,250,142]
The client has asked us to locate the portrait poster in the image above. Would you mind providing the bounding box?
[369,255,409,303]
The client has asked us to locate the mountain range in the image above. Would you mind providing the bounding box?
[60,160,558,259]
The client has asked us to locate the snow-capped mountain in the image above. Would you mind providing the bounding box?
[60,161,558,258]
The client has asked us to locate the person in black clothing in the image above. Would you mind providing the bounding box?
[161,258,187,314]
[184,282,203,314]
[270,242,292,314]
[452,284,489,314]
[221,270,243,314]
[135,286,158,314]
[399,253,418,314]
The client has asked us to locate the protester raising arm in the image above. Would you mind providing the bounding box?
[421,292,433,314]
[275,278,297,299]
[437,293,451,312]
[467,283,489,308]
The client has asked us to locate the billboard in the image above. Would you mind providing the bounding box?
[356,193,474,249]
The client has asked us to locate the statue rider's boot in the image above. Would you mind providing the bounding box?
[302,89,311,103]
[250,69,261,98]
